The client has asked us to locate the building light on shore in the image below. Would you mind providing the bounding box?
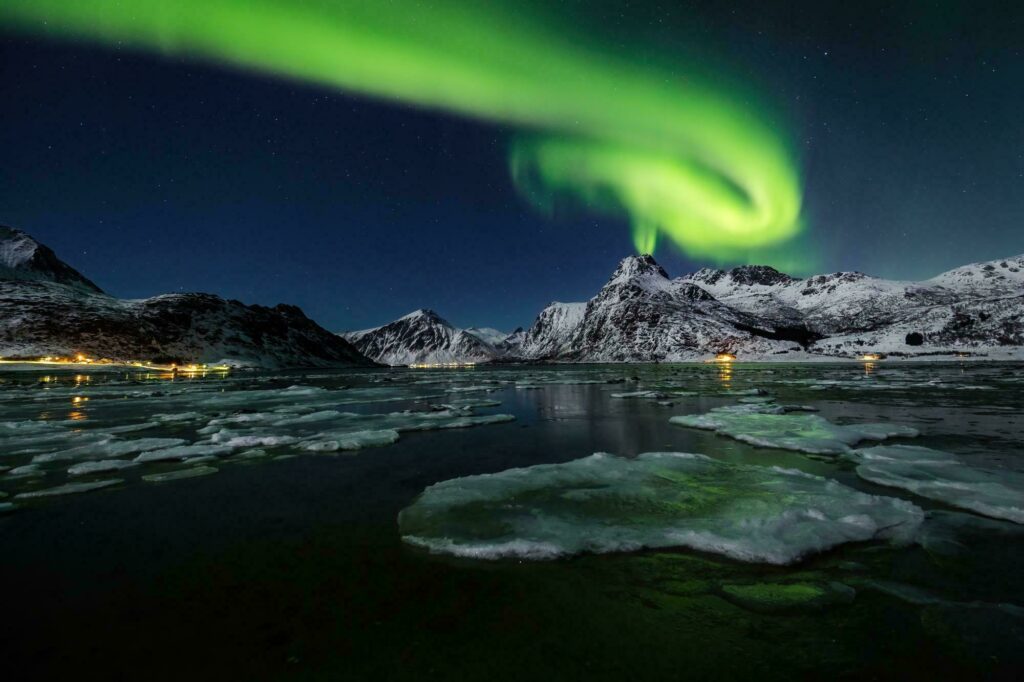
[0,356,230,374]
[407,362,478,369]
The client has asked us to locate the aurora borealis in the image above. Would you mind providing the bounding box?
[1,1,1022,332]
[0,0,802,261]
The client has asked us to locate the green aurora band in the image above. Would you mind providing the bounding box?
[1,0,804,261]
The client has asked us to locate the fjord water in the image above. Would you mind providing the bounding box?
[1,363,1023,679]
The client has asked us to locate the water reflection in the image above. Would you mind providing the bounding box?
[717,362,732,386]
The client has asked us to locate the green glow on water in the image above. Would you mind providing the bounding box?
[1,0,805,262]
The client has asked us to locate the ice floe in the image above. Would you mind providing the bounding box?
[7,464,44,477]
[849,445,1024,524]
[67,459,139,476]
[142,466,218,483]
[134,443,237,463]
[31,437,188,464]
[298,429,400,452]
[399,452,923,564]
[670,405,917,455]
[610,390,669,399]
[14,479,122,499]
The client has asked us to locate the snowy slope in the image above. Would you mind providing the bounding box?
[516,302,587,359]
[463,326,510,346]
[0,225,103,293]
[927,255,1024,292]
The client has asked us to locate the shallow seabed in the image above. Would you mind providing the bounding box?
[1,362,1023,679]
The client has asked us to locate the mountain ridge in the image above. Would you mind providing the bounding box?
[0,226,373,369]
[348,253,1024,365]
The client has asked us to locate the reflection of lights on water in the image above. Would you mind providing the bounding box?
[718,363,733,385]
[859,353,882,376]
[71,396,89,404]
[68,410,87,421]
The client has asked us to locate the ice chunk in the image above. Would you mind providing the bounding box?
[0,420,64,436]
[15,479,122,499]
[434,398,502,410]
[142,466,218,483]
[670,407,917,455]
[850,445,1024,524]
[233,449,268,460]
[67,459,139,476]
[0,502,15,514]
[298,429,400,452]
[7,464,44,477]
[134,442,236,463]
[610,391,669,399]
[32,437,188,464]
[399,452,923,564]
[206,431,299,448]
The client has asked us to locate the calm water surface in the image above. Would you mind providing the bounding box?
[1,363,1022,679]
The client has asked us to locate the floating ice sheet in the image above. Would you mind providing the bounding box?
[298,429,400,452]
[850,446,1024,524]
[670,405,917,455]
[134,443,237,463]
[399,452,923,564]
[32,437,188,464]
[610,391,669,399]
[15,479,122,499]
[67,459,138,476]
[142,466,218,483]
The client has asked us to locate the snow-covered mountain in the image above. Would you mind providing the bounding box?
[678,255,1024,356]
[13,220,1017,368]
[548,255,810,362]
[340,309,503,366]
[344,253,1024,365]
[0,227,372,368]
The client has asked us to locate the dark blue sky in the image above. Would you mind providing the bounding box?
[2,1,1022,332]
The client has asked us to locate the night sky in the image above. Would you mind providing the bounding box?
[1,1,1022,332]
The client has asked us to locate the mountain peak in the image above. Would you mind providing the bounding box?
[611,254,669,282]
[727,265,797,286]
[399,308,448,324]
[0,225,103,293]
